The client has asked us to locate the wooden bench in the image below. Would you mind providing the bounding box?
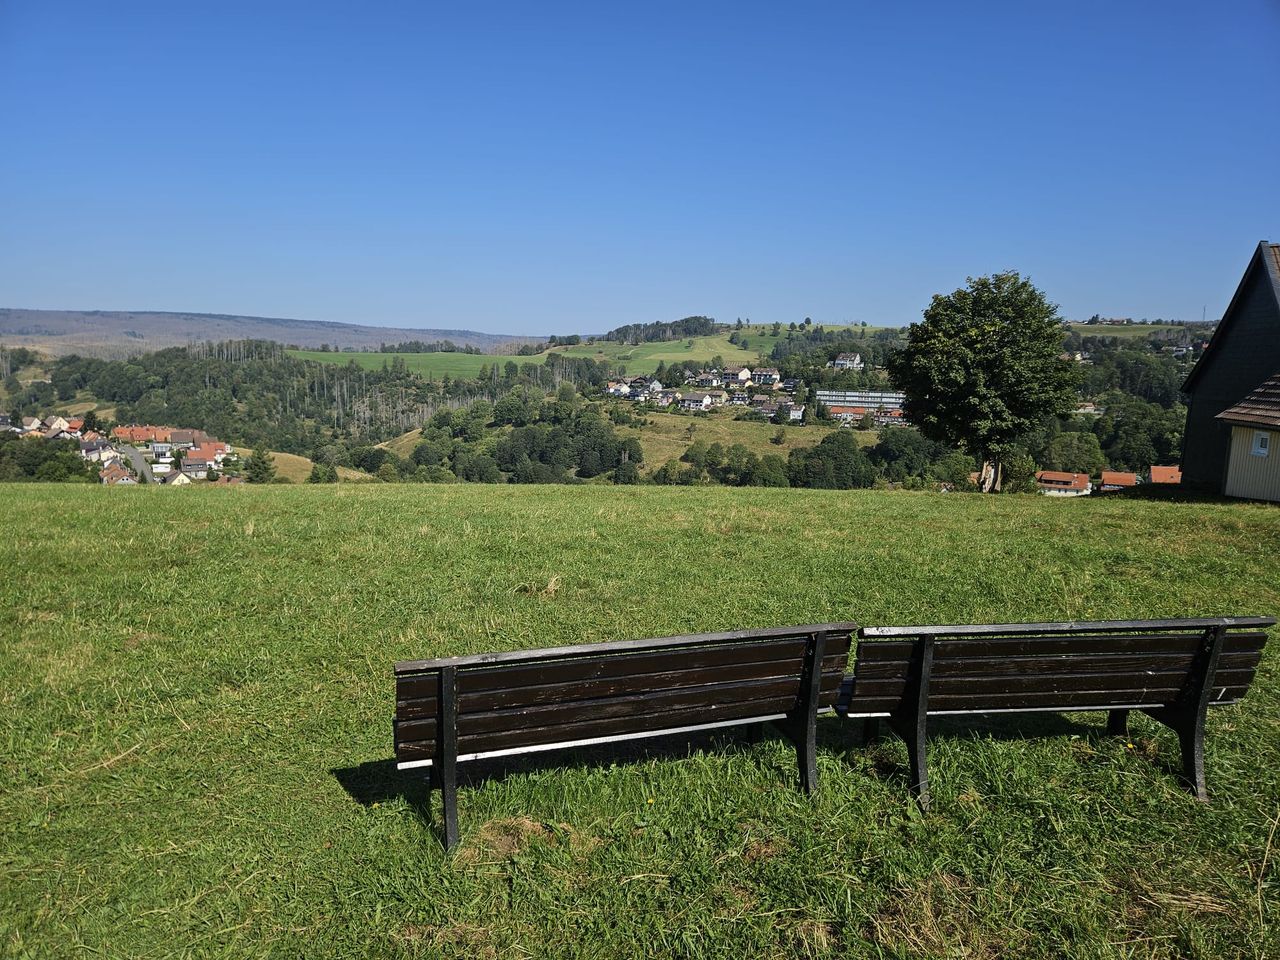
[838,616,1274,807]
[394,622,855,849]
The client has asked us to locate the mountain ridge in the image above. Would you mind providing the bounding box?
[0,308,543,358]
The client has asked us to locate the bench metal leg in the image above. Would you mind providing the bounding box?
[1106,709,1129,737]
[888,713,930,810]
[888,636,934,811]
[862,718,880,746]
[776,631,827,795]
[1140,626,1224,802]
[438,666,461,849]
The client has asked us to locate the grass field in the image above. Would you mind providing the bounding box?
[230,448,372,483]
[290,325,893,380]
[3,485,1279,958]
[615,411,864,473]
[1065,323,1191,340]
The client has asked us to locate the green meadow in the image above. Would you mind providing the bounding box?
[289,324,891,379]
[3,485,1279,958]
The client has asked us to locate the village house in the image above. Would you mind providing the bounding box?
[1035,471,1092,496]
[21,416,43,433]
[606,380,630,397]
[182,457,212,480]
[1036,471,1092,496]
[1213,370,1280,502]
[79,439,118,464]
[42,414,70,433]
[0,414,13,432]
[1149,465,1182,484]
[778,403,805,423]
[112,425,172,445]
[780,378,798,393]
[679,392,713,412]
[161,470,192,486]
[833,352,864,371]
[728,392,749,406]
[100,462,137,486]
[187,440,232,465]
[1099,471,1138,491]
[695,371,723,389]
[1181,241,1280,492]
[753,367,781,386]
[722,365,753,384]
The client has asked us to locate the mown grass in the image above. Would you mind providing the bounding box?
[2,485,1278,959]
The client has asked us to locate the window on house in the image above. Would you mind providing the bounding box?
[1252,431,1271,457]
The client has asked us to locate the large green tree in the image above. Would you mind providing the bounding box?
[887,272,1078,490]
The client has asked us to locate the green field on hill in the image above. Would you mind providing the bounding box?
[290,324,894,380]
[1065,323,1191,339]
[3,485,1278,958]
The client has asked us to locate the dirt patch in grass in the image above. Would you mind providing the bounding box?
[470,816,555,858]
[868,874,1019,959]
[397,922,496,959]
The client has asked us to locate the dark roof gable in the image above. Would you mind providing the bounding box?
[1184,240,1280,392]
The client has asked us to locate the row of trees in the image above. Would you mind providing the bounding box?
[602,316,719,345]
[650,428,975,490]
[305,387,642,485]
[0,433,97,482]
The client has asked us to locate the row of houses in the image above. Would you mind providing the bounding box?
[1034,466,1182,497]
[109,424,234,482]
[675,390,806,421]
[4,413,100,442]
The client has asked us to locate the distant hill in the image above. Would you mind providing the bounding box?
[0,308,542,358]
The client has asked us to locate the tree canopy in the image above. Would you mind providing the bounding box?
[887,272,1078,489]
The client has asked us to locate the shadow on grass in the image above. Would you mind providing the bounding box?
[331,724,788,845]
[333,711,1159,843]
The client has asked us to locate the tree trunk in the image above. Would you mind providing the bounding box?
[979,459,1003,493]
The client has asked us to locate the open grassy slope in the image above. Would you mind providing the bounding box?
[1065,323,1192,340]
[376,412,868,475]
[2,485,1278,959]
[231,448,373,483]
[615,411,866,473]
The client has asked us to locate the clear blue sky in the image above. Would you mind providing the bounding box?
[2,1,1278,335]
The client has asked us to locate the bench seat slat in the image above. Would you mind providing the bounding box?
[401,675,843,724]
[929,632,1266,660]
[397,670,835,741]
[845,666,1259,701]
[395,635,851,702]
[851,649,1261,683]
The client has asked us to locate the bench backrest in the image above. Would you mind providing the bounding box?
[842,617,1273,718]
[395,623,855,769]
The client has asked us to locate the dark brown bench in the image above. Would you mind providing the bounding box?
[839,616,1274,807]
[394,622,855,849]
